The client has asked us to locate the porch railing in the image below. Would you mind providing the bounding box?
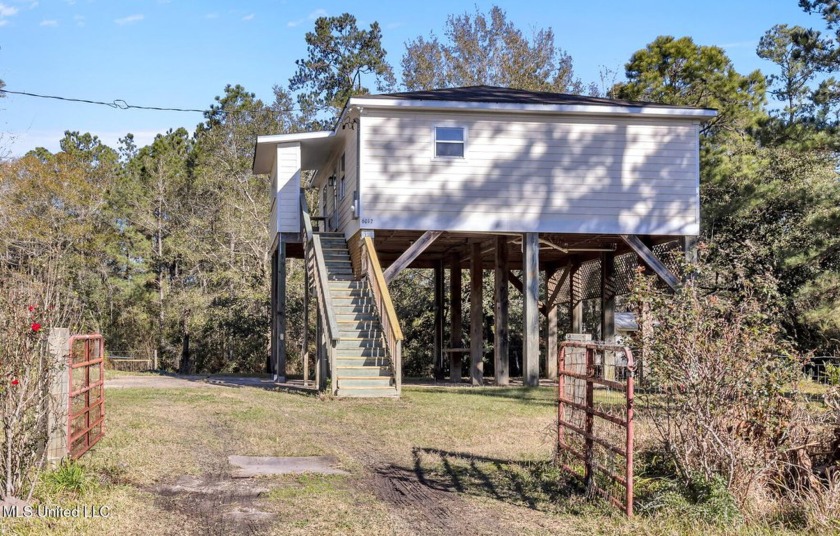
[300,190,339,394]
[361,236,403,394]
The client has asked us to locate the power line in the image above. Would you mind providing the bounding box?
[0,88,305,114]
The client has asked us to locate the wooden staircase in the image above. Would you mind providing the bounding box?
[318,233,399,398]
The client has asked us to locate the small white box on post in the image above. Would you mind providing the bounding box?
[46,328,70,466]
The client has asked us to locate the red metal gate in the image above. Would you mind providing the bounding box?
[556,340,635,516]
[68,334,105,459]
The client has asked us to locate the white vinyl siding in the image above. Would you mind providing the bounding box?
[274,143,301,234]
[360,109,700,235]
[310,123,360,238]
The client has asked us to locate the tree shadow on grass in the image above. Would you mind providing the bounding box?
[408,385,557,406]
[402,447,602,516]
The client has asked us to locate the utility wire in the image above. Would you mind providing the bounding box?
[0,88,306,114]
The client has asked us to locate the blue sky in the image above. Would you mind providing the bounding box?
[0,0,822,156]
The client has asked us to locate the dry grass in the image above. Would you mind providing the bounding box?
[1,379,824,535]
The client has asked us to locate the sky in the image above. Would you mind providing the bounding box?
[0,0,824,157]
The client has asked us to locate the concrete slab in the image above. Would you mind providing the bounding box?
[227,455,349,478]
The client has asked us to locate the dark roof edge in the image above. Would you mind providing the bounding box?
[354,85,717,114]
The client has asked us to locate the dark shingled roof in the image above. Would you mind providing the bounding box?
[364,85,708,111]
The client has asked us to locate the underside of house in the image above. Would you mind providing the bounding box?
[253,86,716,398]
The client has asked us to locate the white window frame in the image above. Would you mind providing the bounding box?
[432,125,467,160]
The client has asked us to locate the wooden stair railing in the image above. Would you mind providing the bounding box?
[300,191,340,394]
[361,236,404,394]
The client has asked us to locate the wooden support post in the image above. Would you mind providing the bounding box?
[601,251,616,381]
[470,242,484,386]
[494,236,510,386]
[434,261,444,381]
[584,346,595,490]
[683,235,698,264]
[570,259,583,333]
[683,235,698,282]
[601,251,616,343]
[275,239,287,383]
[449,254,463,383]
[270,250,277,375]
[303,259,309,386]
[523,232,540,387]
[546,267,558,381]
[316,309,326,391]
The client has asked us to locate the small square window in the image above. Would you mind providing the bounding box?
[435,127,465,158]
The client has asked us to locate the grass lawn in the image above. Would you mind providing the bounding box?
[3,378,823,535]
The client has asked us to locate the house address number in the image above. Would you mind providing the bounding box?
[361,218,374,225]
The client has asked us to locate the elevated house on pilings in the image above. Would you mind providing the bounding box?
[253,85,716,398]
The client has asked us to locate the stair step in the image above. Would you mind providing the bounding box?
[335,365,391,377]
[331,293,372,300]
[335,356,391,367]
[329,280,368,288]
[336,312,376,318]
[332,301,375,308]
[337,320,380,330]
[334,311,374,317]
[337,377,394,389]
[337,338,382,349]
[336,387,399,398]
[327,273,354,279]
[331,297,375,305]
[338,330,383,339]
[336,346,387,357]
[331,291,370,300]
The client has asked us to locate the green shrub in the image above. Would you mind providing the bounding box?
[825,363,840,386]
[40,461,96,496]
[638,474,742,527]
[629,263,802,509]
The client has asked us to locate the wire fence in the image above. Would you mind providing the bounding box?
[556,339,635,516]
[106,351,156,372]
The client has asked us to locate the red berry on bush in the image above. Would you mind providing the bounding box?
[31,322,41,332]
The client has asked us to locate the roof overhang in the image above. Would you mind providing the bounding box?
[252,131,339,174]
[347,96,717,120]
